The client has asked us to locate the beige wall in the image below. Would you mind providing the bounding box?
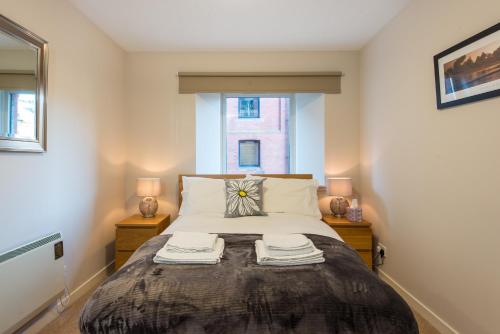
[0,49,37,70]
[0,0,127,290]
[360,0,500,333]
[124,51,360,216]
[1,1,497,332]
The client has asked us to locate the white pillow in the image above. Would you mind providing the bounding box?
[246,175,321,218]
[179,177,226,216]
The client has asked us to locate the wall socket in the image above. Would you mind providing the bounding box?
[376,243,387,258]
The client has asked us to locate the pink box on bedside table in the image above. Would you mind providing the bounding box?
[346,207,363,222]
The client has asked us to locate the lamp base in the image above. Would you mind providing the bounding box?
[330,197,349,218]
[139,196,158,218]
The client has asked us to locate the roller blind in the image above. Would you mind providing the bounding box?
[0,72,36,91]
[178,72,342,94]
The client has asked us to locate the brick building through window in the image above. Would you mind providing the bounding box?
[224,96,290,174]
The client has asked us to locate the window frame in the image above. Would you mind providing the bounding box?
[8,92,17,136]
[221,93,296,174]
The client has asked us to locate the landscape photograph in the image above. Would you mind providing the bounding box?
[443,40,500,94]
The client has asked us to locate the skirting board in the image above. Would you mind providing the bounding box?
[20,261,115,334]
[378,269,459,334]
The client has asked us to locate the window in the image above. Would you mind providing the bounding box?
[239,140,260,167]
[238,97,259,118]
[195,93,325,184]
[9,93,36,138]
[223,95,293,174]
[0,91,36,139]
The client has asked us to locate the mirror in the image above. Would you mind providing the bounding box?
[0,15,47,152]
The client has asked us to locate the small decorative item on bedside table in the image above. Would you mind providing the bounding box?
[328,177,352,217]
[136,178,161,218]
[346,198,363,222]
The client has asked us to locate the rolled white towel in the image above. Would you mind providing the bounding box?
[255,240,324,266]
[263,233,311,250]
[154,238,225,264]
[165,231,218,252]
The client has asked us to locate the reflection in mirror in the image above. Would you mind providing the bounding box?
[0,31,38,141]
[0,14,47,152]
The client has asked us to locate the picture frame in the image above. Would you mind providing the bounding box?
[434,22,500,109]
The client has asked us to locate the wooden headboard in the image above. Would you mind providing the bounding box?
[178,174,313,208]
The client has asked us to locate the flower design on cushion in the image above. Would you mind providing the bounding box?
[225,179,266,218]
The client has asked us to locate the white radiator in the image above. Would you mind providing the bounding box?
[0,233,65,334]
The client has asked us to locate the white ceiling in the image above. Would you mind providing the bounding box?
[69,0,410,52]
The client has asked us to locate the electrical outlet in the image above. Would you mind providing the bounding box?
[54,241,64,260]
[376,243,387,258]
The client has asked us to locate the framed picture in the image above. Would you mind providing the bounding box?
[434,23,500,109]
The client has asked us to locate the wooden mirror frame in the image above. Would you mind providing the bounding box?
[0,14,48,152]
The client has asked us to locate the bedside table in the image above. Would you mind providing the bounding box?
[322,215,373,269]
[115,214,170,270]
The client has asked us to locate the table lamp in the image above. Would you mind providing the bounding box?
[328,177,352,218]
[136,178,161,218]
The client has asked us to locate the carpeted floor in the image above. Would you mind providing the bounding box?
[39,289,441,334]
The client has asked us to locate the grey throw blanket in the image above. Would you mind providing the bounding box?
[80,234,418,334]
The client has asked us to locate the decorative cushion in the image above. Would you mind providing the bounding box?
[224,179,267,218]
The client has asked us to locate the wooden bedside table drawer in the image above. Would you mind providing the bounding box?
[321,215,373,269]
[334,227,372,250]
[358,250,373,268]
[115,214,170,271]
[116,227,158,250]
[115,250,135,269]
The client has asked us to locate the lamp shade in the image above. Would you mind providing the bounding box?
[328,177,352,197]
[136,178,161,197]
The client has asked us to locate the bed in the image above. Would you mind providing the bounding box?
[80,174,418,334]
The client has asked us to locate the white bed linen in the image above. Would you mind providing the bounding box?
[163,213,343,241]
